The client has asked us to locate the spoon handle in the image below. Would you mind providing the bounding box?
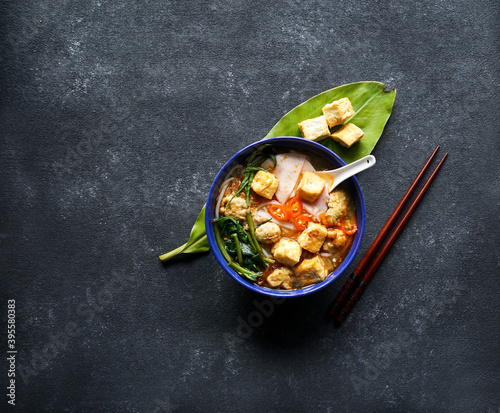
[329,155,376,192]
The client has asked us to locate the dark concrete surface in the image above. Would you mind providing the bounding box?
[1,0,499,412]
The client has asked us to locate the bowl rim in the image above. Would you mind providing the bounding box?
[205,136,366,297]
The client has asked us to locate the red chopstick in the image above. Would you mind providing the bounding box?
[334,152,448,325]
[328,145,441,317]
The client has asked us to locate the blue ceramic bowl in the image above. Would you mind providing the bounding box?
[206,137,366,297]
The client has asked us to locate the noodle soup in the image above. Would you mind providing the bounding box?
[212,144,357,291]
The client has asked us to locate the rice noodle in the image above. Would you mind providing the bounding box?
[275,220,296,231]
[257,200,282,209]
[302,204,316,214]
[254,210,273,220]
[215,177,238,219]
[302,204,324,221]
[261,246,272,258]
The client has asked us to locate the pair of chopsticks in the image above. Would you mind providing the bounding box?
[329,145,448,325]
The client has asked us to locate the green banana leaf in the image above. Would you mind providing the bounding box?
[160,81,396,260]
[159,205,210,261]
[265,81,396,164]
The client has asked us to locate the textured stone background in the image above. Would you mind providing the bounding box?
[1,0,499,412]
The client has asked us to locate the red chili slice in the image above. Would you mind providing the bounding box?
[286,196,303,218]
[294,215,311,230]
[268,204,291,221]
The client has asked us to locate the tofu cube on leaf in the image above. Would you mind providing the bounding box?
[331,123,365,148]
[298,116,331,141]
[322,97,355,128]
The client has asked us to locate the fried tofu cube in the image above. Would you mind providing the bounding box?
[297,171,326,203]
[267,267,293,289]
[295,256,328,284]
[297,222,327,253]
[322,97,355,128]
[251,170,279,200]
[272,239,302,267]
[255,222,281,244]
[331,123,364,148]
[298,116,331,141]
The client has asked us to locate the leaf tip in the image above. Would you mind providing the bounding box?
[382,83,397,94]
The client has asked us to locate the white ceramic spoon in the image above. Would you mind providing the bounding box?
[322,155,376,192]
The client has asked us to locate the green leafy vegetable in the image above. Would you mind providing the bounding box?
[265,81,396,164]
[231,233,243,264]
[217,214,269,277]
[218,216,249,243]
[214,217,263,281]
[158,205,210,262]
[159,81,396,263]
